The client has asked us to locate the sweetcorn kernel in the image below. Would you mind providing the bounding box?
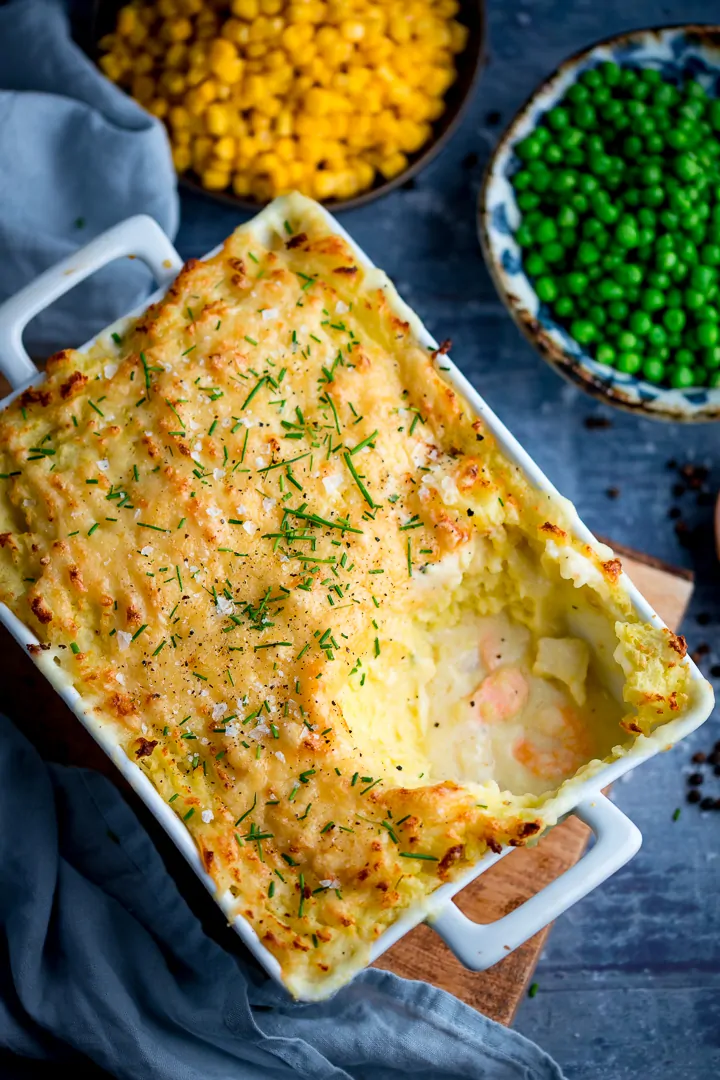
[201,166,232,189]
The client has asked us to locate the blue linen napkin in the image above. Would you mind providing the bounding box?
[0,0,179,356]
[0,713,565,1080]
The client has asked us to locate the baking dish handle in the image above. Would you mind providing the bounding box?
[427,794,641,970]
[0,215,183,391]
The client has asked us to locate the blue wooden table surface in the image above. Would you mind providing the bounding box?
[174,2,720,1075]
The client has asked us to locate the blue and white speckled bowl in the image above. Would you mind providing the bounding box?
[479,24,720,422]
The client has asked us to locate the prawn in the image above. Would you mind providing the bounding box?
[469,667,529,725]
[512,705,591,783]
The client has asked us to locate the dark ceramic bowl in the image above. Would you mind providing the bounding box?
[479,24,720,422]
[89,0,486,213]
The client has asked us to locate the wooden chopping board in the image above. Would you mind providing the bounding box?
[0,543,693,1026]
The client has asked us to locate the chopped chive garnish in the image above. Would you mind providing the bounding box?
[399,852,438,861]
[70,642,80,654]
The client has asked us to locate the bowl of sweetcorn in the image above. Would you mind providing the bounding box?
[93,0,485,210]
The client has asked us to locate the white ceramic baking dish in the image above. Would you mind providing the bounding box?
[0,205,714,1000]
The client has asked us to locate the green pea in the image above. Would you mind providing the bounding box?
[602,253,622,272]
[565,148,586,167]
[616,221,639,248]
[711,371,720,388]
[605,321,621,339]
[517,192,541,211]
[557,206,578,229]
[515,224,534,248]
[590,153,614,177]
[601,100,623,124]
[664,309,686,332]
[535,277,558,303]
[623,135,643,157]
[548,106,570,130]
[583,218,604,239]
[580,68,602,89]
[524,252,546,277]
[667,129,690,151]
[571,318,596,345]
[533,126,551,145]
[541,242,565,264]
[578,174,599,195]
[642,358,666,383]
[671,261,689,283]
[642,186,665,207]
[608,300,629,321]
[593,198,619,225]
[597,279,624,302]
[685,287,706,309]
[696,305,719,322]
[675,152,703,181]
[656,250,678,272]
[660,210,680,231]
[647,271,670,290]
[654,83,677,108]
[670,366,695,388]
[554,296,574,318]
[617,331,639,351]
[587,265,603,282]
[614,264,643,287]
[666,288,683,308]
[624,189,641,207]
[629,311,652,336]
[691,265,717,295]
[697,322,719,347]
[617,352,642,375]
[648,324,667,347]
[588,304,606,326]
[516,135,543,161]
[559,228,578,249]
[675,348,695,368]
[534,219,558,244]
[667,333,682,348]
[560,128,584,151]
[641,288,665,312]
[577,241,600,265]
[570,193,589,213]
[703,347,720,370]
[645,133,664,154]
[677,239,698,264]
[595,343,616,365]
[544,144,564,165]
[574,103,597,128]
[599,61,621,85]
[637,207,657,228]
[566,271,589,295]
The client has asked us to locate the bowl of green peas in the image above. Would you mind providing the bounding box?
[479,24,720,420]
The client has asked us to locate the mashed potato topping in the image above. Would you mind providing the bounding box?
[0,194,697,997]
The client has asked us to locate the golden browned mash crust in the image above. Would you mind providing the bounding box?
[0,195,694,996]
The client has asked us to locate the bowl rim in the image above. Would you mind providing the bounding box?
[478,21,720,422]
